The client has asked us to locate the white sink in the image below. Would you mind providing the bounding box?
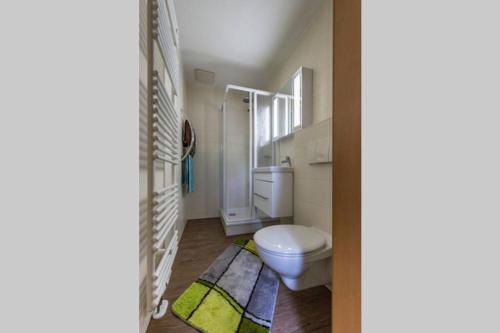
[252,166,293,173]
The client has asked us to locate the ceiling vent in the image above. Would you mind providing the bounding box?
[194,69,215,84]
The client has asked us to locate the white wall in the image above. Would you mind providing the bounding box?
[183,83,223,220]
[266,0,333,235]
[290,119,332,234]
[267,0,332,124]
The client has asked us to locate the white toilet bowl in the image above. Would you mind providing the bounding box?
[254,225,331,291]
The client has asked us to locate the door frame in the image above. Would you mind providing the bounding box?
[332,0,361,332]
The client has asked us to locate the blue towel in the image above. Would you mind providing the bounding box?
[183,155,194,193]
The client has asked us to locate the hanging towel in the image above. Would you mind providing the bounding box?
[182,119,192,148]
[183,154,195,193]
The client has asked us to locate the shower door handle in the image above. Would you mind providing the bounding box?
[254,193,269,200]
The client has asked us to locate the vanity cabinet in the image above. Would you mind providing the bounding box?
[253,167,293,218]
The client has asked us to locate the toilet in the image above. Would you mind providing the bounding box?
[254,225,332,291]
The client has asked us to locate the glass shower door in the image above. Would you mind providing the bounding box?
[221,88,274,225]
[254,94,273,168]
[222,89,252,222]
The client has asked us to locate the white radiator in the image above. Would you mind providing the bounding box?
[143,0,182,324]
[152,0,179,94]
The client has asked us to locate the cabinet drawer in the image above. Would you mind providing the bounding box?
[254,173,273,182]
[253,193,271,216]
[254,179,273,199]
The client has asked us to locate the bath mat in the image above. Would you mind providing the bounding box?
[172,239,279,333]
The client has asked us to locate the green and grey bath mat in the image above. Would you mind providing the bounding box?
[172,239,279,333]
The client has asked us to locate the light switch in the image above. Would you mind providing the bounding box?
[308,137,332,164]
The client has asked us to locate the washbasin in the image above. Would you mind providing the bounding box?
[252,166,294,173]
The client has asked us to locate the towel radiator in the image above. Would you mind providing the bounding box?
[152,0,179,94]
[145,0,181,323]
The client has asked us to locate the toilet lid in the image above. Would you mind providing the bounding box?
[254,225,326,255]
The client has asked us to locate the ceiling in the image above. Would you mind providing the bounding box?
[174,0,324,89]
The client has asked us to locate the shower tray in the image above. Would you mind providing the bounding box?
[220,207,280,236]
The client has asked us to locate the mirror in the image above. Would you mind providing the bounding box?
[272,67,312,141]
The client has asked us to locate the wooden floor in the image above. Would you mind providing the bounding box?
[147,218,332,333]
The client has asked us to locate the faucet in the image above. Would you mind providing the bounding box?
[281,156,292,167]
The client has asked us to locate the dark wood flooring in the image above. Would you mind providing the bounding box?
[147,218,331,333]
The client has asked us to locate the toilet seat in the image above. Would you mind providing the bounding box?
[254,225,326,255]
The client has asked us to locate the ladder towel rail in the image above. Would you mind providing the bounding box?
[144,0,182,325]
[152,0,179,94]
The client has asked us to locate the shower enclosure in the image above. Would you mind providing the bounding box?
[220,85,279,235]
